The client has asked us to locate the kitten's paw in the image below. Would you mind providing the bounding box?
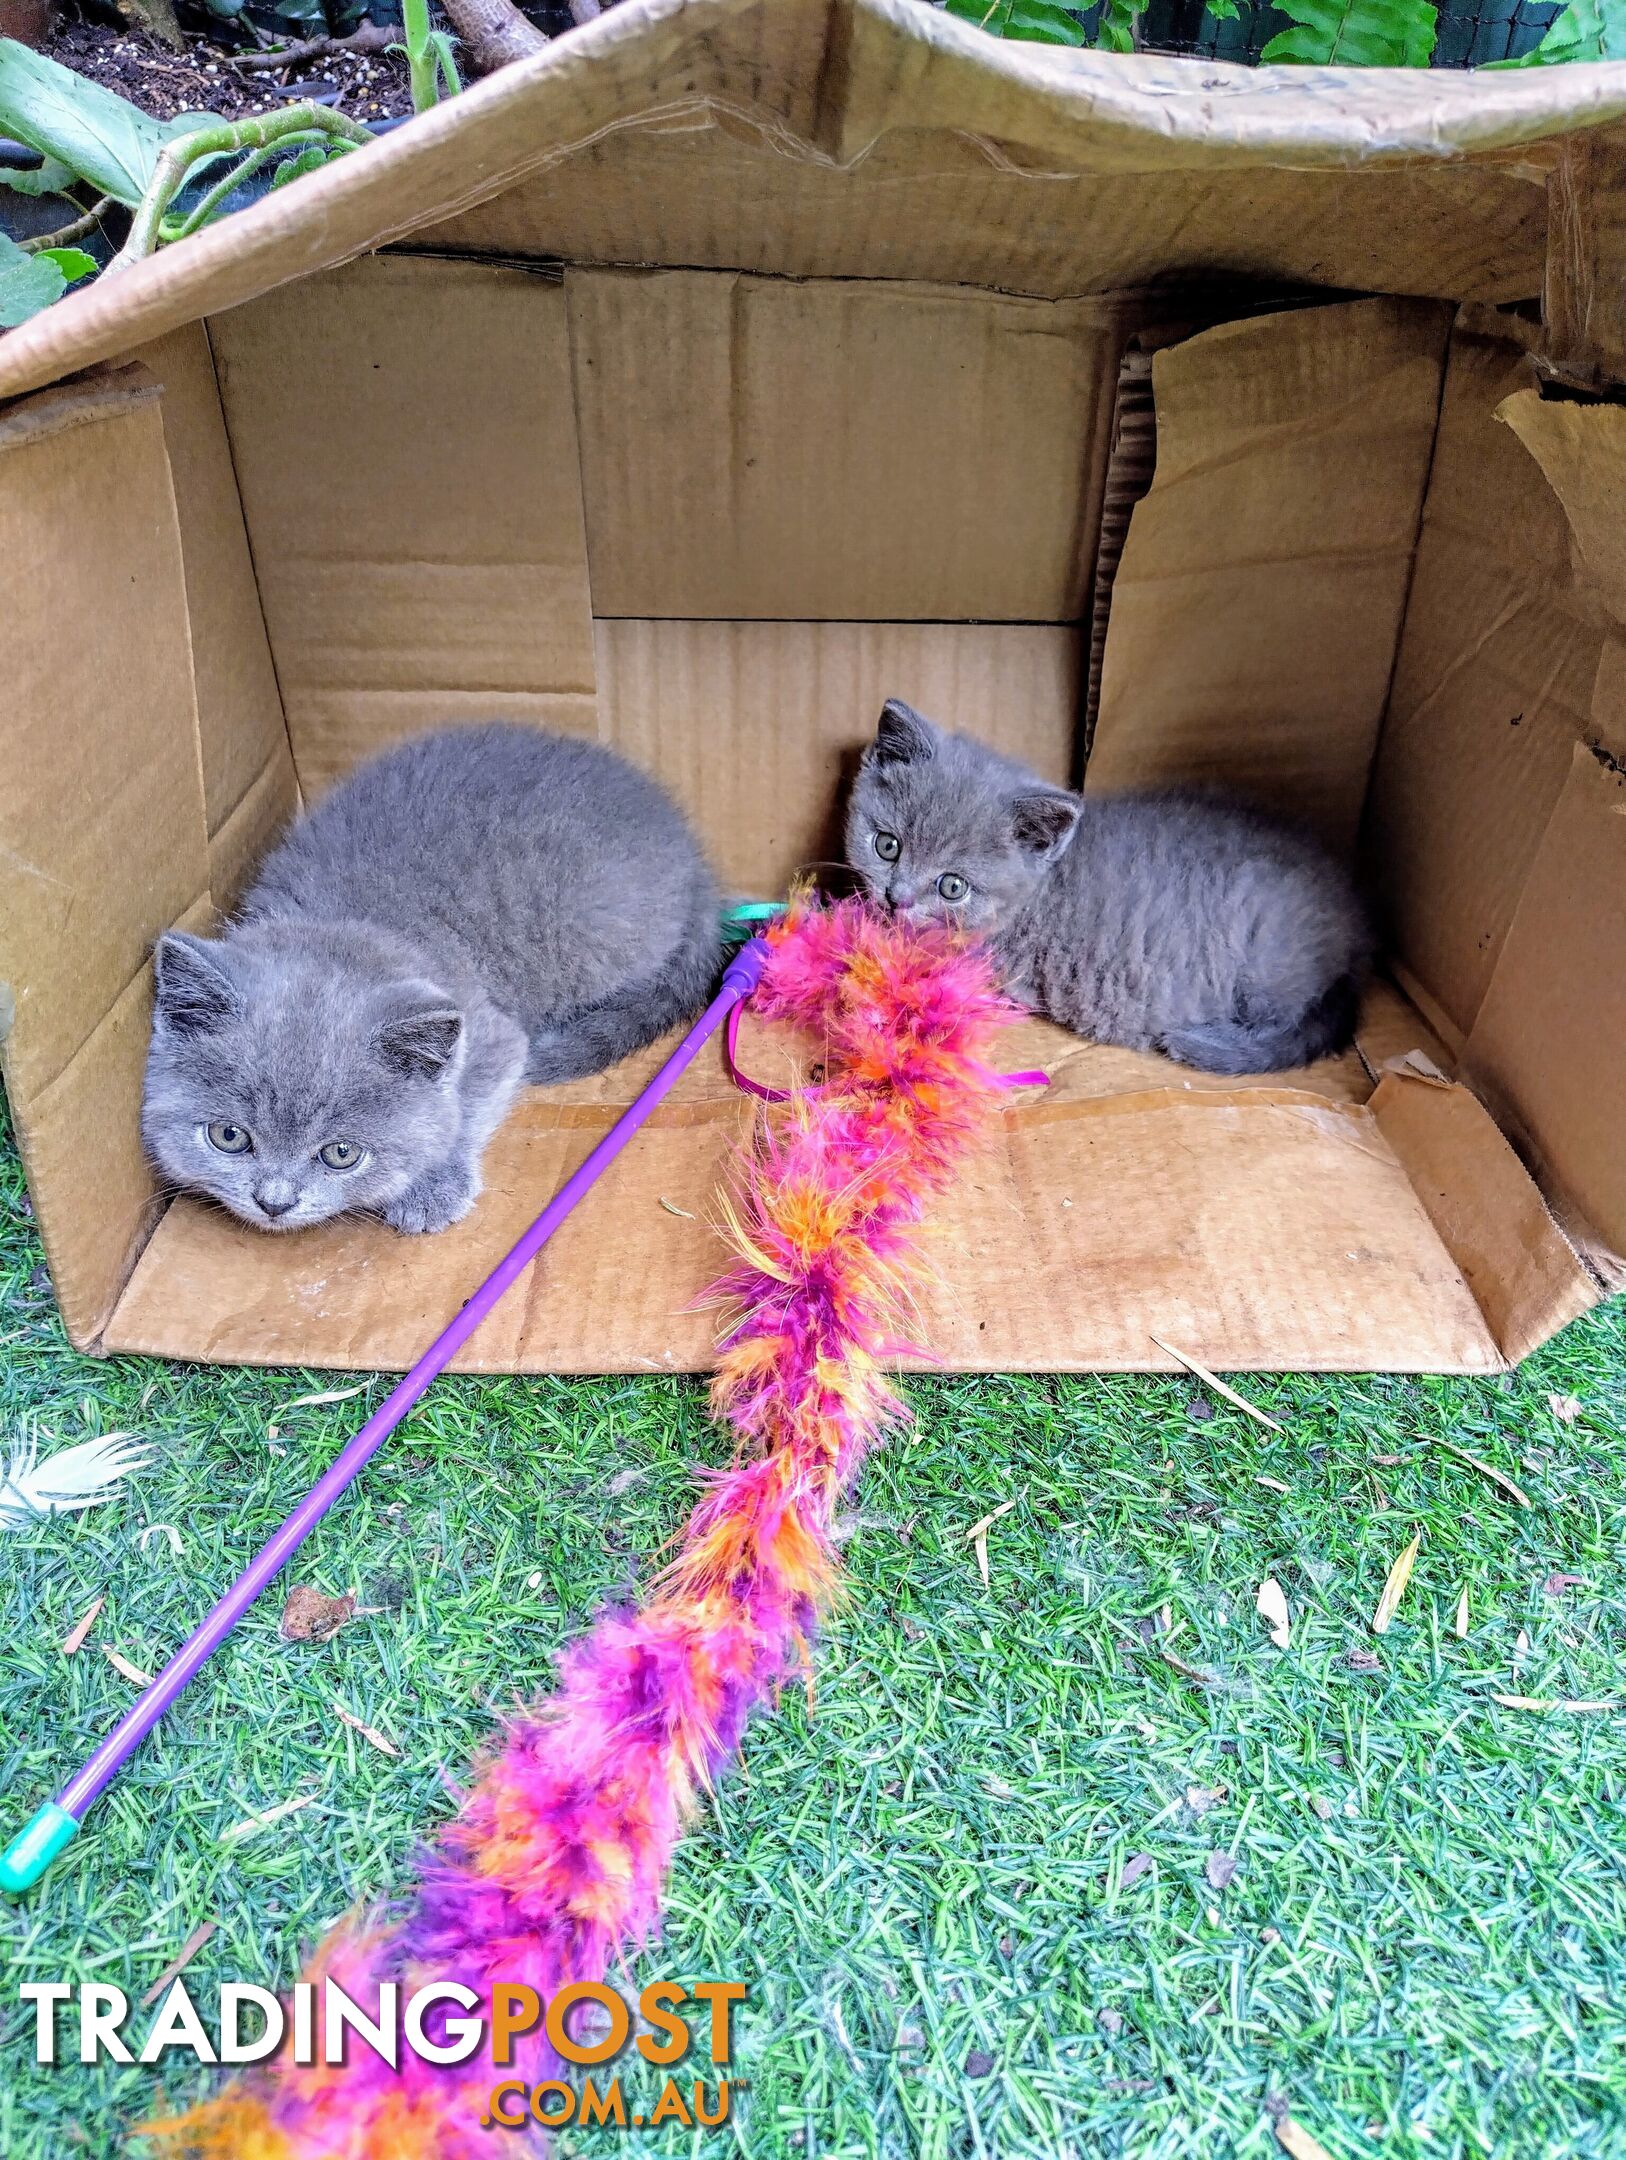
[380,1164,479,1236]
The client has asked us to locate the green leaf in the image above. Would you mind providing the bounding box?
[268,143,331,188]
[0,38,223,207]
[1206,0,1240,16]
[1008,0,1092,41]
[37,244,95,282]
[0,228,64,327]
[947,0,1099,36]
[0,149,77,198]
[1486,0,1626,62]
[1259,0,1436,65]
[1096,0,1149,49]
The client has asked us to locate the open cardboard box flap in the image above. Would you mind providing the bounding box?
[1,0,1621,1374]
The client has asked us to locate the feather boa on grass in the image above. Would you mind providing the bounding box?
[147,898,1021,2158]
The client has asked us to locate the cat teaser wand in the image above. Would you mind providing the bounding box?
[0,934,772,1896]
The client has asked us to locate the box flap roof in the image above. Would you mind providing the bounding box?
[5,0,1626,402]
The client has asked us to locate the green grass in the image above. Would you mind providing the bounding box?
[1,1092,1623,2160]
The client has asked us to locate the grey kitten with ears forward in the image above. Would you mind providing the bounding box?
[142,724,721,1235]
[845,700,1372,1074]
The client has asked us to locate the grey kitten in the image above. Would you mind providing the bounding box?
[142,724,721,1234]
[845,701,1371,1074]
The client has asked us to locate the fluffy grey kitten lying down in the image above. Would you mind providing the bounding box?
[845,701,1372,1075]
[142,724,721,1235]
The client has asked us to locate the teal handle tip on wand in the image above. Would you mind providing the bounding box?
[1,1802,79,1894]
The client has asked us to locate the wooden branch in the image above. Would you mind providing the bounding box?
[229,20,398,71]
[436,0,547,74]
[20,196,112,252]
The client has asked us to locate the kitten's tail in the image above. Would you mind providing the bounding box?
[1157,973,1360,1076]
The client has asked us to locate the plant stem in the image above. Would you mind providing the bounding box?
[109,105,373,270]
[397,0,463,109]
[19,196,112,253]
[164,138,329,243]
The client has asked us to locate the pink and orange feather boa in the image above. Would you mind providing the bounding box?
[148,898,1021,2158]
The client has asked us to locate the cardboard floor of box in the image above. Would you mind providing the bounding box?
[102,994,1506,1374]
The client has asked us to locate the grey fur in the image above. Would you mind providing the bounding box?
[845,700,1372,1075]
[142,724,721,1234]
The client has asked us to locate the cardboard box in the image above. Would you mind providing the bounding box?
[1,0,1621,1375]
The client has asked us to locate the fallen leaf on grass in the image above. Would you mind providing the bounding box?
[61,1594,104,1655]
[219,1793,317,1845]
[1160,1646,1223,1687]
[139,1921,217,2010]
[334,1700,401,1758]
[1307,1793,1334,1821]
[1205,1850,1238,1890]
[1454,1587,1470,1639]
[1253,1475,1290,1494]
[1256,1577,1291,1649]
[964,1496,1018,1589]
[1543,1572,1587,1597]
[1186,1784,1228,1816]
[1489,1693,1619,1713]
[1371,1529,1422,1635]
[104,1646,152,1687]
[963,2049,995,2079]
[267,1382,367,1441]
[1430,1436,1530,1509]
[1118,1852,1154,1889]
[1275,2118,1337,2160]
[1096,2007,1125,2036]
[279,1586,356,1644]
[1345,1647,1382,1673]
[607,1466,648,1496]
[1547,1393,1582,1424]
[1150,1337,1284,1433]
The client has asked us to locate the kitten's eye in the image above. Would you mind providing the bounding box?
[318,1140,365,1172]
[206,1122,252,1155]
[873,831,901,863]
[937,873,970,903]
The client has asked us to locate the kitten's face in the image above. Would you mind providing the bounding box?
[141,929,466,1233]
[845,700,1080,935]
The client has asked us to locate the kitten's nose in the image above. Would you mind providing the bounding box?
[887,880,918,911]
[253,1183,296,1219]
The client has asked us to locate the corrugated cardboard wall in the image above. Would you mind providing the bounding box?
[1086,297,1453,857]
[0,377,213,1344]
[208,256,599,799]
[204,254,1119,893]
[1364,327,1626,1262]
[416,107,1552,312]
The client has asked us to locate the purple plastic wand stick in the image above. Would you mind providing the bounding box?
[0,938,769,1895]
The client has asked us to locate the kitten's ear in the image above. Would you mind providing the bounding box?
[1010,790,1080,858]
[374,991,464,1081]
[869,699,939,769]
[153,933,243,1036]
